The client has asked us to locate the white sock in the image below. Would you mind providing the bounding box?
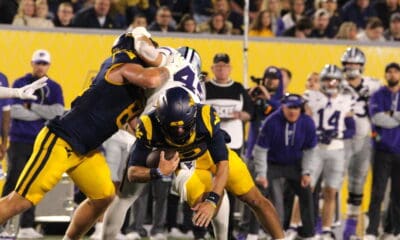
[94,222,103,231]
[62,236,72,240]
[102,195,138,239]
[322,227,331,232]
[211,191,229,240]
[347,204,360,218]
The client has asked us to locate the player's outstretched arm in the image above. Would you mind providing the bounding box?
[116,52,186,88]
[0,77,47,100]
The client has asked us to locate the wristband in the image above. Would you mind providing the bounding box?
[149,168,162,179]
[205,192,220,206]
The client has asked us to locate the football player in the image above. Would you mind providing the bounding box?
[126,87,285,240]
[340,47,381,240]
[304,64,356,240]
[101,45,206,239]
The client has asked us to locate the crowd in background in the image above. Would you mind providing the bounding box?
[0,0,399,41]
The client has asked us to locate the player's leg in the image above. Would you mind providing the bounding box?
[0,128,70,224]
[66,152,115,239]
[344,137,371,240]
[321,149,346,239]
[224,150,284,239]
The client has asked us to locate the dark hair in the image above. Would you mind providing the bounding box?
[133,13,146,20]
[295,17,313,31]
[366,17,383,30]
[209,13,230,34]
[250,10,272,32]
[176,14,197,33]
[156,5,171,15]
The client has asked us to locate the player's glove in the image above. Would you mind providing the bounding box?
[318,129,338,145]
[13,77,47,100]
[164,52,186,76]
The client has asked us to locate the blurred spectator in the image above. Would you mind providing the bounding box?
[229,0,263,21]
[206,53,253,152]
[0,0,18,24]
[34,0,55,27]
[281,67,292,91]
[53,2,74,27]
[264,0,286,35]
[374,0,400,29]
[197,13,233,34]
[335,21,358,40]
[384,13,400,41]
[310,8,335,38]
[214,0,243,34]
[282,0,306,31]
[71,0,121,29]
[341,0,377,29]
[36,0,53,20]
[176,14,197,33]
[320,0,342,36]
[366,62,400,239]
[148,6,175,32]
[357,17,385,42]
[12,0,35,26]
[305,72,320,90]
[249,10,275,37]
[12,0,54,28]
[192,0,213,24]
[127,13,147,31]
[283,16,313,38]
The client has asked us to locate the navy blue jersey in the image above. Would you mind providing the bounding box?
[129,104,229,167]
[48,53,146,154]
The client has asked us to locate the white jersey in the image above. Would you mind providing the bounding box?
[342,77,381,138]
[304,90,354,149]
[143,47,205,114]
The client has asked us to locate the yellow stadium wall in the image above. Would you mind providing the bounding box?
[1,29,400,216]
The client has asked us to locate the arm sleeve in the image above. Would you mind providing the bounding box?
[369,91,400,128]
[128,140,152,167]
[30,103,64,120]
[302,148,316,175]
[253,145,268,178]
[10,104,41,121]
[371,112,400,128]
[343,116,356,139]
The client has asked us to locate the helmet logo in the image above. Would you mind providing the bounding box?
[170,120,184,127]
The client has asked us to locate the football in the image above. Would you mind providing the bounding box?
[146,149,178,168]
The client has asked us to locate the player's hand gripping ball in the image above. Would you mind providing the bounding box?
[146,149,178,168]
